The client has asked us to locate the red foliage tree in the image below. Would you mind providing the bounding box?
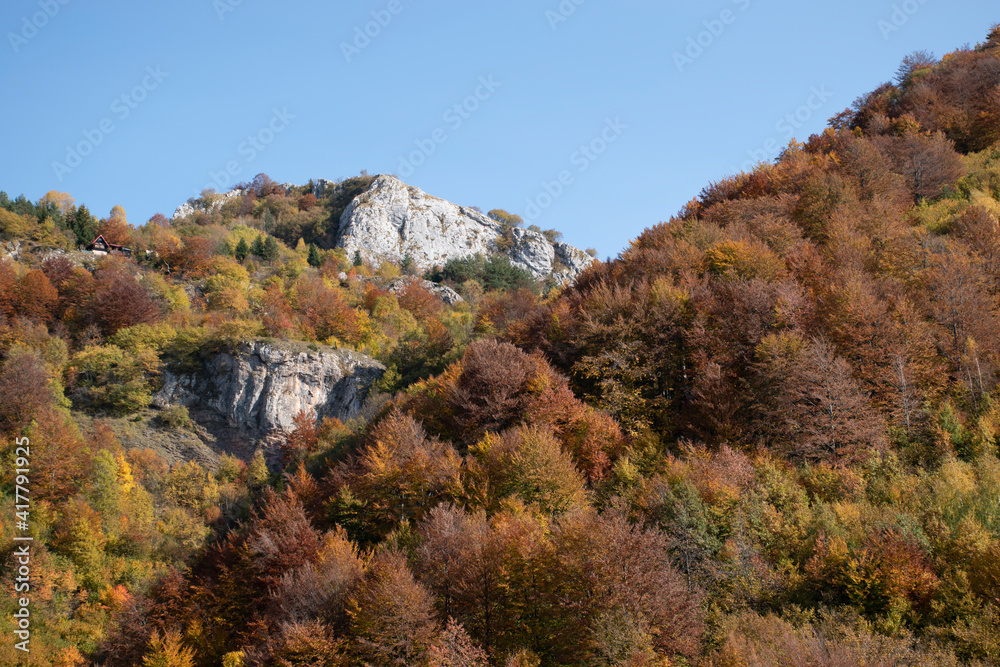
[27,407,93,500]
[756,336,886,465]
[444,339,542,440]
[41,255,75,289]
[242,489,323,590]
[261,282,296,338]
[428,619,489,667]
[282,409,319,463]
[92,265,160,335]
[15,269,58,322]
[0,349,51,433]
[348,550,438,666]
[98,207,132,246]
[147,213,170,227]
[398,280,443,321]
[56,266,97,329]
[294,275,361,343]
[298,193,318,211]
[883,130,966,200]
[0,260,15,320]
[176,236,216,276]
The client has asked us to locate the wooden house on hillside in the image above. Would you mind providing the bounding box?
[86,235,132,258]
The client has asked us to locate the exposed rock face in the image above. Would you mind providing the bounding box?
[338,175,594,280]
[384,277,464,306]
[2,240,22,261]
[153,340,384,449]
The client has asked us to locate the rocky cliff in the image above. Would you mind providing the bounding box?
[338,175,594,281]
[153,340,384,455]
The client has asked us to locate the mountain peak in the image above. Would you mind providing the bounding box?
[337,174,594,281]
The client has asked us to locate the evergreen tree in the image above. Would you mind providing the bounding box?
[307,243,321,267]
[11,194,35,217]
[353,249,364,267]
[261,208,276,232]
[72,205,99,246]
[251,235,266,258]
[262,236,280,261]
[235,237,249,263]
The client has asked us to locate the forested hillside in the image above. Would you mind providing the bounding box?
[1,25,999,667]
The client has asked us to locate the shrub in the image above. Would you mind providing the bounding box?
[160,405,192,429]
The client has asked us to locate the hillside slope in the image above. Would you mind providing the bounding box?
[0,24,998,667]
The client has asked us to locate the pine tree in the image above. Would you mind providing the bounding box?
[72,204,99,246]
[308,243,321,267]
[353,249,364,267]
[262,236,280,261]
[234,237,249,262]
[250,235,265,258]
[261,208,276,231]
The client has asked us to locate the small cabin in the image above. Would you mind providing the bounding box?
[86,235,133,258]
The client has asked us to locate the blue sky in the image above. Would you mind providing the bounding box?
[1,1,996,258]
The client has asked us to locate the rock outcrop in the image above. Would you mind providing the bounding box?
[337,175,594,281]
[383,276,464,306]
[2,240,22,261]
[153,340,384,453]
[172,189,246,220]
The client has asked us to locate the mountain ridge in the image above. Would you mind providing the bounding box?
[174,173,596,282]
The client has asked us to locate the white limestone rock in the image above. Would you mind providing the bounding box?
[153,340,384,436]
[337,175,594,280]
[2,241,22,261]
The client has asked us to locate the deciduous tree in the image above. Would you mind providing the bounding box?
[0,348,51,433]
[755,335,885,465]
[348,550,437,666]
[15,269,58,322]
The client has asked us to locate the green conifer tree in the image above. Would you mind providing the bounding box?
[307,243,321,267]
[235,237,249,262]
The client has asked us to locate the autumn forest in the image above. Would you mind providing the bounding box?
[2,26,1000,667]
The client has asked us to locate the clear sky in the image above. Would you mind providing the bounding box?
[1,1,996,258]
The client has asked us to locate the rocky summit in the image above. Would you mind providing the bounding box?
[337,175,595,281]
[174,174,595,282]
